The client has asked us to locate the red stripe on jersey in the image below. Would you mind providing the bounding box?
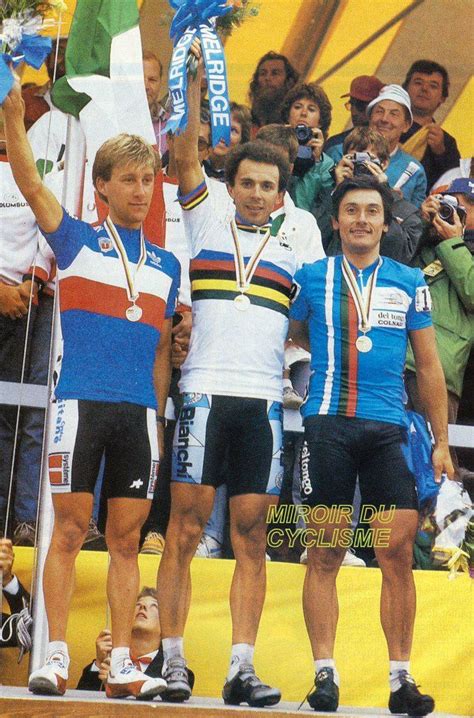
[59,276,166,330]
[346,294,359,417]
[48,454,62,469]
[190,259,292,289]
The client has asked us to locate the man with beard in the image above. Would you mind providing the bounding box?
[248,51,299,132]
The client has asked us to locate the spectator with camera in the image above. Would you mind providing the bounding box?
[327,127,423,263]
[325,75,384,159]
[401,60,460,191]
[248,51,299,131]
[281,83,335,243]
[405,178,474,484]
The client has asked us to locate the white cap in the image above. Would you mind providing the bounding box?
[367,84,413,124]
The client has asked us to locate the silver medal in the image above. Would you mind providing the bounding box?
[234,294,251,311]
[355,335,372,353]
[126,304,143,322]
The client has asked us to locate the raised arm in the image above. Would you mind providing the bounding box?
[173,48,205,196]
[2,73,62,233]
[409,325,454,482]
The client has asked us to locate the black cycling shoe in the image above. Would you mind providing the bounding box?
[389,671,435,716]
[161,657,191,702]
[308,667,339,712]
[222,663,281,707]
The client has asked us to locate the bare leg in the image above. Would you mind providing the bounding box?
[302,522,346,659]
[157,483,215,637]
[229,494,276,644]
[105,497,151,647]
[42,492,92,641]
[373,509,418,660]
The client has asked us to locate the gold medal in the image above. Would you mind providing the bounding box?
[234,294,251,311]
[126,304,143,322]
[355,335,372,353]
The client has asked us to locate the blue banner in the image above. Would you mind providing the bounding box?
[166,0,231,147]
[0,34,51,104]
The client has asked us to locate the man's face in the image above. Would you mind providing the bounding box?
[228,159,282,226]
[132,595,160,637]
[369,100,411,151]
[406,71,445,117]
[288,97,320,129]
[257,59,287,92]
[96,161,155,228]
[332,189,387,257]
[452,193,474,231]
[143,58,162,107]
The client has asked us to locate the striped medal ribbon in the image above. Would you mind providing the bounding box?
[104,216,146,322]
[341,256,382,353]
[230,219,272,311]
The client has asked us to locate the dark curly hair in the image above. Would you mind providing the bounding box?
[225,141,290,192]
[248,51,299,102]
[281,83,332,139]
[332,175,393,226]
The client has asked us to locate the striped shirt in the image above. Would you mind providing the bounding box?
[178,182,298,402]
[290,255,432,426]
[43,210,180,409]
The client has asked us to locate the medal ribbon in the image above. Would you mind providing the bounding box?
[230,220,272,292]
[104,217,146,303]
[341,256,382,334]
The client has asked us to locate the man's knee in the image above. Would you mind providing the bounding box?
[106,530,140,560]
[306,546,345,574]
[51,518,89,553]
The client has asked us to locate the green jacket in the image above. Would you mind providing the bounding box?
[288,153,335,249]
[405,235,474,397]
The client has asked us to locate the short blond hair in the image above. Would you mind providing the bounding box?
[92,134,161,203]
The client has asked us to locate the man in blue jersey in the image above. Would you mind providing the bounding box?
[2,76,179,700]
[289,175,454,715]
[156,51,294,708]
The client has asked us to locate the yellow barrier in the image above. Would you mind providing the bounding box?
[1,547,472,715]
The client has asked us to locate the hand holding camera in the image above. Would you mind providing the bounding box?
[421,194,466,242]
[295,125,324,162]
[336,153,387,186]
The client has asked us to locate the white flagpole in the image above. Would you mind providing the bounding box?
[30,115,87,672]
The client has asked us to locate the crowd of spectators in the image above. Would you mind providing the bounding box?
[0,38,472,576]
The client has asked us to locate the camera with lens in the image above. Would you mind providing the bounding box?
[294,124,314,145]
[349,152,382,177]
[438,194,467,226]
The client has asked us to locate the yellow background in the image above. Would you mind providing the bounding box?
[2,548,473,715]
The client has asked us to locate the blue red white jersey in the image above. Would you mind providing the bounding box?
[178,182,299,402]
[43,209,180,409]
[290,255,432,426]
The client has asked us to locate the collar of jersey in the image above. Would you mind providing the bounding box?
[346,255,383,277]
[234,212,271,234]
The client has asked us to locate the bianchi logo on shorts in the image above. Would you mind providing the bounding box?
[300,442,312,496]
[48,452,71,486]
[183,393,203,406]
[176,407,195,479]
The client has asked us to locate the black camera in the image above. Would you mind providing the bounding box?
[349,152,382,177]
[438,195,467,226]
[294,124,314,145]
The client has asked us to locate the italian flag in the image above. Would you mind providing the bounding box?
[51,0,155,163]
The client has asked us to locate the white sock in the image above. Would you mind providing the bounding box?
[315,659,339,686]
[228,643,255,681]
[283,378,293,389]
[110,647,130,674]
[389,660,410,691]
[162,637,184,665]
[47,641,69,668]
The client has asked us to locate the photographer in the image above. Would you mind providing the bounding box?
[327,128,423,263]
[405,178,474,484]
[281,83,335,242]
